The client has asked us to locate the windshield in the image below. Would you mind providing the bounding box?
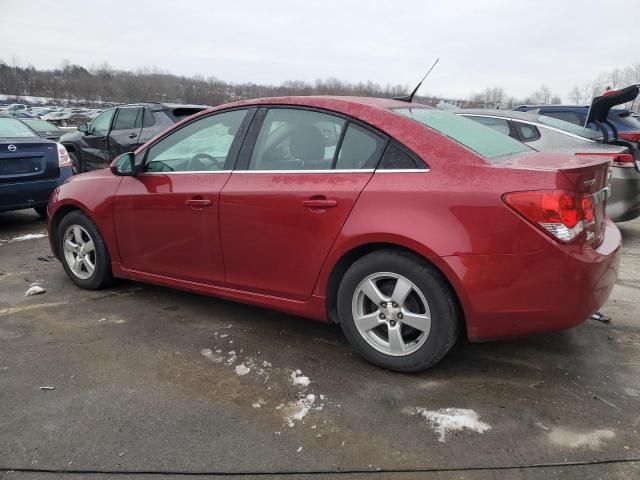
[394,107,531,160]
[0,117,38,138]
[536,114,602,140]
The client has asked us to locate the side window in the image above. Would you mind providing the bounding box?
[543,111,583,126]
[113,107,142,131]
[335,123,385,169]
[378,143,425,170]
[89,108,115,135]
[145,109,247,173]
[515,122,541,142]
[468,116,512,137]
[248,109,345,170]
[141,108,155,127]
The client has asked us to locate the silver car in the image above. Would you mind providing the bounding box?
[457,109,640,222]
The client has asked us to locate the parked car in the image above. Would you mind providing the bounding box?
[2,103,28,112]
[20,118,67,141]
[59,102,207,172]
[6,111,36,119]
[0,116,73,218]
[41,111,90,128]
[47,97,620,372]
[514,85,640,143]
[457,109,640,222]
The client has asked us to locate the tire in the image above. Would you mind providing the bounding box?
[34,205,48,219]
[337,249,460,372]
[56,210,114,290]
[67,150,83,174]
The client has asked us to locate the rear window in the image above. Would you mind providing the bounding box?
[0,118,37,138]
[611,110,640,132]
[394,108,531,160]
[23,119,61,131]
[536,115,602,140]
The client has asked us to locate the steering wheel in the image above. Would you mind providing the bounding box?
[188,153,224,171]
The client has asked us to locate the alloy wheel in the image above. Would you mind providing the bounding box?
[351,272,431,356]
[62,224,96,280]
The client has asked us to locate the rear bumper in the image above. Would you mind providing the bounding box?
[444,221,622,341]
[608,167,640,222]
[0,166,73,212]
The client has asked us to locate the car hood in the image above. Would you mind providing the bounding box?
[585,85,639,127]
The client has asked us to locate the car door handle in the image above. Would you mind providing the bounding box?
[185,198,212,208]
[128,133,138,138]
[302,197,337,210]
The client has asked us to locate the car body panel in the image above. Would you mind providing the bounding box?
[48,96,621,343]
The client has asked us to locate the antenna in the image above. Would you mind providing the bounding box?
[394,58,440,103]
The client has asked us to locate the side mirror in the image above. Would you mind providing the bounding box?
[78,123,88,133]
[110,152,137,176]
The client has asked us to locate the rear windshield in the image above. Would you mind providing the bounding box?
[394,107,531,160]
[23,119,60,131]
[536,115,602,140]
[0,118,37,138]
[611,110,640,131]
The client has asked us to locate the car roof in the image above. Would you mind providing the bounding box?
[110,102,208,111]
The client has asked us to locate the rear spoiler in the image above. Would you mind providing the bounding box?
[585,85,639,140]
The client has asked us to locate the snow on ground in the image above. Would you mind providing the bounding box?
[403,407,491,443]
[24,285,46,296]
[235,364,250,376]
[548,428,614,449]
[290,369,310,387]
[6,233,47,243]
[281,394,317,428]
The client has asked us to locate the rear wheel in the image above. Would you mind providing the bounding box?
[337,250,460,372]
[57,211,114,289]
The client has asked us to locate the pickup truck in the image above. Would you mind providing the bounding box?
[60,102,207,172]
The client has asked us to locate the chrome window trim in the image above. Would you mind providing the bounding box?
[233,169,375,174]
[141,170,232,175]
[375,168,431,173]
[459,113,598,143]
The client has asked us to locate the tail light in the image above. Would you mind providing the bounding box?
[619,132,640,142]
[503,190,596,243]
[575,152,634,168]
[56,143,71,167]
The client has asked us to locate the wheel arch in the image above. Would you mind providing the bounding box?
[50,201,94,259]
[322,241,468,337]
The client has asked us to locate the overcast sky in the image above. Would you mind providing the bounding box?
[1,0,638,100]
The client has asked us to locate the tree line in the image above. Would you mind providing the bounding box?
[0,58,638,112]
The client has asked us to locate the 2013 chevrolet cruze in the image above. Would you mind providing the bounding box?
[47,96,621,372]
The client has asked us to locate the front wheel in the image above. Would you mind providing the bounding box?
[57,211,114,289]
[337,250,460,372]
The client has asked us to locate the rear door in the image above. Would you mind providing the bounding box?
[219,107,387,300]
[113,108,251,284]
[108,106,143,159]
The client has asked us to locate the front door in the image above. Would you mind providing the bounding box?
[113,109,250,284]
[108,106,144,159]
[220,107,387,300]
[81,108,115,170]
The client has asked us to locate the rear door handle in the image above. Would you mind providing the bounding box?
[186,198,212,208]
[128,133,138,139]
[302,197,337,210]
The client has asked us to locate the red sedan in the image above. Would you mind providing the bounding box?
[47,96,621,372]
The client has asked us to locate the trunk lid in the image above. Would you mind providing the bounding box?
[585,85,639,128]
[0,139,59,184]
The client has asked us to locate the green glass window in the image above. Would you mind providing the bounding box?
[394,108,532,160]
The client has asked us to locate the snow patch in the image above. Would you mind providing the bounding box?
[548,428,614,449]
[200,348,224,363]
[24,285,46,296]
[291,369,310,387]
[403,407,491,442]
[10,233,47,242]
[283,394,316,427]
[235,364,250,376]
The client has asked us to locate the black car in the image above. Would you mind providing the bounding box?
[20,118,67,141]
[60,103,207,172]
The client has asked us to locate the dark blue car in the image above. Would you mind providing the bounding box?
[0,116,73,218]
[514,85,640,142]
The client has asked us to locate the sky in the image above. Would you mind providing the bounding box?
[1,0,638,100]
